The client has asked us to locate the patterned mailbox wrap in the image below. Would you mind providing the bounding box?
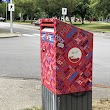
[40,18,93,95]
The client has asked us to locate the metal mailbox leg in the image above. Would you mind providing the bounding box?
[42,85,92,110]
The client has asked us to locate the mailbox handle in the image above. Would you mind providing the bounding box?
[42,46,46,52]
[41,23,54,27]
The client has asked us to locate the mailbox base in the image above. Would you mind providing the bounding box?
[42,85,92,110]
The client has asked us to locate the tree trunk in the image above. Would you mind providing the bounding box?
[68,16,72,25]
[31,17,33,24]
[81,17,84,24]
[74,15,76,22]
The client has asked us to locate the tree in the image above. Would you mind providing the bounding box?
[54,0,80,24]
[0,2,5,17]
[37,0,59,18]
[38,0,80,24]
[96,0,110,20]
[75,0,91,24]
[89,0,99,21]
[13,0,40,23]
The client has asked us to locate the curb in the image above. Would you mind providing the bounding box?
[0,32,21,38]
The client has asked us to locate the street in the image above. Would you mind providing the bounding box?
[93,32,110,86]
[0,22,40,79]
[0,22,110,86]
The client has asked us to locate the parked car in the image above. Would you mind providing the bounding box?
[33,19,40,26]
[0,17,5,22]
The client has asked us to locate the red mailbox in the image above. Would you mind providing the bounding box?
[40,18,93,95]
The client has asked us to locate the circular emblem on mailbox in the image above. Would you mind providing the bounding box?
[68,47,82,63]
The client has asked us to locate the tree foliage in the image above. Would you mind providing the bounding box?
[0,0,110,24]
[38,0,80,24]
[0,2,6,17]
[96,0,110,18]
[75,0,91,24]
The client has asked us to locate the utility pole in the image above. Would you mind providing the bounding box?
[6,1,7,22]
[10,0,13,33]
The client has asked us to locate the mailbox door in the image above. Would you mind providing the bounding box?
[40,20,57,93]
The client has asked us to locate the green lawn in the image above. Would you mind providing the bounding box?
[23,107,41,110]
[3,21,110,32]
[72,22,110,32]
[6,20,35,25]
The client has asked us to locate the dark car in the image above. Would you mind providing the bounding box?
[0,17,5,22]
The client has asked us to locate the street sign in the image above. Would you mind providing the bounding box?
[2,0,10,2]
[8,3,15,11]
[62,8,67,15]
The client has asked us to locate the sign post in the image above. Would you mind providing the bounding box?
[2,0,10,22]
[6,1,7,22]
[62,8,67,21]
[8,0,14,33]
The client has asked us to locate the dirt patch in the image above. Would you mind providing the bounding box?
[93,99,110,110]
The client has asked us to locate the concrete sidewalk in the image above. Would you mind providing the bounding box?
[0,77,41,110]
[0,77,110,110]
[0,33,21,38]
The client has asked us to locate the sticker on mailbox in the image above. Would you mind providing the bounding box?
[48,34,54,43]
[68,47,82,63]
[41,33,46,41]
[41,33,54,43]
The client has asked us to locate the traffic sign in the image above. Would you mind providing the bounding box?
[2,0,10,2]
[8,3,15,11]
[62,8,67,15]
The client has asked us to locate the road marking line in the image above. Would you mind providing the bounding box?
[22,33,40,36]
[33,34,40,36]
[22,34,33,36]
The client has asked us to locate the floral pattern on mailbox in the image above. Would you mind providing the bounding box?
[40,18,93,95]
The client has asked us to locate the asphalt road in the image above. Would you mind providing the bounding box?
[0,22,40,79]
[0,22,110,86]
[0,22,40,34]
[93,32,110,86]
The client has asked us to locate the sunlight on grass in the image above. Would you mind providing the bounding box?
[72,22,110,32]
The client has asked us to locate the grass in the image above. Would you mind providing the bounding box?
[2,20,110,32]
[23,107,41,110]
[23,99,110,110]
[6,20,36,26]
[15,21,110,32]
[72,21,110,32]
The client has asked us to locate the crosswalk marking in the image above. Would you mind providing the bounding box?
[33,34,40,36]
[22,33,40,36]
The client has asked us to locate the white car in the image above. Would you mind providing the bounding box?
[0,17,5,22]
[33,19,40,26]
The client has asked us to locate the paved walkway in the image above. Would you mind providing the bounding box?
[0,78,41,110]
[0,77,110,110]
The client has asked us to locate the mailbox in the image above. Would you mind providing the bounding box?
[40,18,93,95]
